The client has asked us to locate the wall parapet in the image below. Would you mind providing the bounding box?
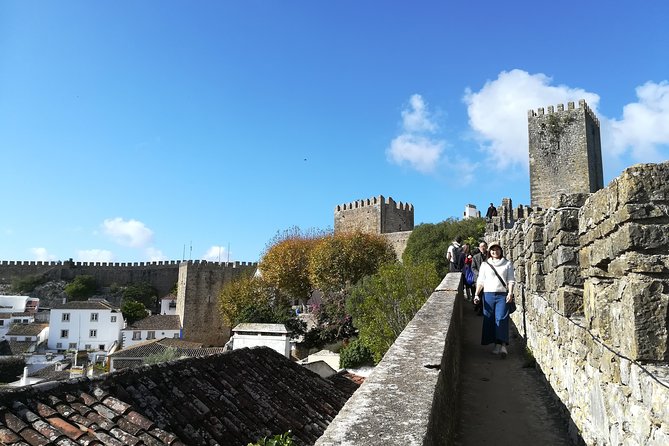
[316,273,462,446]
[486,161,669,445]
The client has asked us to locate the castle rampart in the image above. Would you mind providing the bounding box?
[487,162,669,445]
[0,259,256,297]
[176,260,258,346]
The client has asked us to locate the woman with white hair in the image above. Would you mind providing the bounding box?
[473,241,515,358]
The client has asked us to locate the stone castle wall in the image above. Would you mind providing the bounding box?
[334,195,414,235]
[489,162,669,445]
[528,100,604,209]
[0,260,183,296]
[177,260,257,346]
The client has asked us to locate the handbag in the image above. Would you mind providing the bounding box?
[485,260,516,314]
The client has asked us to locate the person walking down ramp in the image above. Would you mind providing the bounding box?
[473,241,515,358]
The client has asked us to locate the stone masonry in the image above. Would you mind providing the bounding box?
[488,162,669,446]
[528,100,604,209]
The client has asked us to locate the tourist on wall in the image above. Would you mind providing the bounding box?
[461,243,475,301]
[446,236,463,272]
[470,241,489,316]
[485,203,498,220]
[473,241,515,358]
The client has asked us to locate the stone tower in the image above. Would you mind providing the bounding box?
[334,195,414,234]
[528,99,604,209]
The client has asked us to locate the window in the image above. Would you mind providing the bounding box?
[0,320,4,326]
[99,344,105,351]
[60,329,69,338]
[132,331,141,340]
[56,342,62,349]
[111,316,117,323]
[85,344,91,350]
[89,329,97,338]
[22,319,28,323]
[62,313,70,322]
[69,343,77,349]
[173,333,179,338]
[147,331,156,340]
[90,313,99,322]
[10,337,17,341]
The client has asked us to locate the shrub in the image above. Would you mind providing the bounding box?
[339,338,374,369]
[64,275,97,300]
[248,432,294,446]
[11,275,46,293]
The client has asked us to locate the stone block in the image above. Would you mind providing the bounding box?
[583,278,616,339]
[556,286,583,316]
[617,162,669,205]
[546,265,583,293]
[609,253,669,275]
[616,275,669,362]
[545,209,579,241]
[552,192,590,208]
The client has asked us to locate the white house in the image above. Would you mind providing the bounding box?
[47,300,124,353]
[159,295,177,315]
[121,314,181,348]
[0,312,36,340]
[463,203,481,219]
[230,323,291,358]
[4,323,49,355]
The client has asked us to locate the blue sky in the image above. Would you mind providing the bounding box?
[1,1,668,264]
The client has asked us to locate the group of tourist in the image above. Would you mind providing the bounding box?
[447,237,516,359]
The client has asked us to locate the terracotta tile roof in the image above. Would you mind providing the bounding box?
[110,338,220,360]
[233,323,289,334]
[0,347,359,445]
[6,324,48,337]
[126,315,180,330]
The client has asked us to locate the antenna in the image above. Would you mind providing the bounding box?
[227,242,230,263]
[189,241,192,261]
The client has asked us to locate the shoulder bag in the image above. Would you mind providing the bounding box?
[485,260,516,314]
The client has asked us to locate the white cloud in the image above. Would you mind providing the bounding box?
[102,217,154,248]
[77,249,115,262]
[387,94,445,173]
[146,247,167,262]
[203,245,231,263]
[31,247,57,261]
[402,94,438,133]
[463,69,599,169]
[606,81,669,161]
[387,134,444,173]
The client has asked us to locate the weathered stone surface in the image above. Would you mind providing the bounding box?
[552,192,590,209]
[609,253,669,275]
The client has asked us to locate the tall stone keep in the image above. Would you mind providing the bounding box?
[528,100,604,209]
[334,195,414,234]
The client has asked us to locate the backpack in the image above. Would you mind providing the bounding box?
[449,243,463,272]
[464,264,475,286]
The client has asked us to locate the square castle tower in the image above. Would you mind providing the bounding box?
[528,99,604,208]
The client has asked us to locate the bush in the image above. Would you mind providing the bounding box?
[121,299,148,325]
[339,338,374,369]
[11,275,46,293]
[248,432,294,446]
[64,275,98,300]
[122,282,159,310]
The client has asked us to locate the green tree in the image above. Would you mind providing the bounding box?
[402,218,485,277]
[121,299,148,325]
[339,338,374,368]
[122,282,159,310]
[64,275,98,300]
[309,231,396,292]
[11,274,46,293]
[348,261,440,363]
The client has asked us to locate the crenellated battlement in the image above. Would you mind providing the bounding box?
[335,195,414,212]
[527,99,599,126]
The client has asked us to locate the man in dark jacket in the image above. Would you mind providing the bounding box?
[471,241,489,315]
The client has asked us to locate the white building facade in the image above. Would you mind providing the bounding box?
[47,300,124,352]
[231,323,291,357]
[121,314,181,348]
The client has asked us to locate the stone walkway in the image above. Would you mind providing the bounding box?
[454,300,577,446]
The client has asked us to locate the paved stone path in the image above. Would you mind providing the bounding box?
[454,300,577,445]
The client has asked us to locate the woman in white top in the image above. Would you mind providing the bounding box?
[473,241,515,358]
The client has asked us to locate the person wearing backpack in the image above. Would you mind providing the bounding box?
[446,236,463,272]
[461,243,475,300]
[473,241,516,359]
[471,241,489,315]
